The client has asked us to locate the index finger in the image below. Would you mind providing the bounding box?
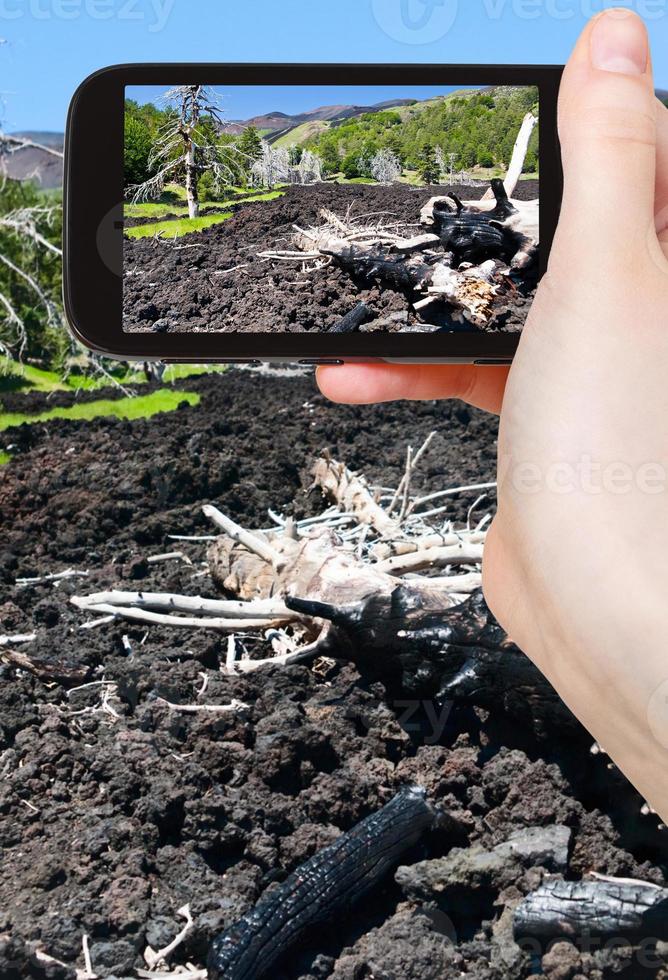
[316,363,509,415]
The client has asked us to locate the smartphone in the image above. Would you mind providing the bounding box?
[63,64,563,365]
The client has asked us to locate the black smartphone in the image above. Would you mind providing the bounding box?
[64,64,563,365]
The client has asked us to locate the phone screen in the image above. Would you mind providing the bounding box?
[123,84,540,336]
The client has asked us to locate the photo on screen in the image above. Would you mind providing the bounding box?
[123,84,540,334]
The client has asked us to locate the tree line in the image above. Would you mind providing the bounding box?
[304,86,540,179]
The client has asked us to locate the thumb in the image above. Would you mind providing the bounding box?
[555,9,657,272]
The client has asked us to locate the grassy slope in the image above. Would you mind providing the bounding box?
[0,389,200,432]
[272,120,330,149]
[299,86,540,180]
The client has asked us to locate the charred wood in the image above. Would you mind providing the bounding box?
[207,786,435,980]
[513,877,668,941]
[286,589,585,740]
[330,302,376,334]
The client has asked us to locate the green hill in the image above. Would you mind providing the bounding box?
[272,119,331,149]
[301,85,539,177]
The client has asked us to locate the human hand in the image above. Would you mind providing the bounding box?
[318,10,668,819]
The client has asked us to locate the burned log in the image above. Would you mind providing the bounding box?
[431,179,535,269]
[207,786,435,980]
[318,240,436,293]
[513,877,668,942]
[420,183,539,272]
[330,302,375,334]
[286,589,585,741]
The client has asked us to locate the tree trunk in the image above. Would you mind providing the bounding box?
[185,138,199,219]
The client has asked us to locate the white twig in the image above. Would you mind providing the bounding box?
[144,904,195,970]
[156,697,248,714]
[376,542,485,575]
[225,634,238,674]
[70,601,283,632]
[387,431,436,517]
[409,482,497,513]
[0,633,36,646]
[72,591,295,620]
[202,504,280,564]
[147,551,193,566]
[17,568,89,587]
[81,934,96,980]
[79,615,116,630]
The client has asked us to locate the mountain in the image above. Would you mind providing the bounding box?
[1,131,64,189]
[225,97,418,142]
[658,88,668,104]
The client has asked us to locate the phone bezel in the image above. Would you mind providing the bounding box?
[63,63,563,362]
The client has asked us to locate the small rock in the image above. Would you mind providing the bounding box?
[495,825,571,873]
[89,940,136,975]
[541,940,581,980]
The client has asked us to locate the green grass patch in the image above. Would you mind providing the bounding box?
[125,212,234,240]
[125,190,286,240]
[124,187,286,221]
[0,390,200,432]
[0,450,11,465]
[0,363,66,393]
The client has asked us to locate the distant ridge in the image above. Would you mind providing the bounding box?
[1,131,64,189]
[225,97,419,140]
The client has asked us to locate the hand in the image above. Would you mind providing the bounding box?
[318,10,668,820]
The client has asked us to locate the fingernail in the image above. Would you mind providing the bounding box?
[591,9,648,75]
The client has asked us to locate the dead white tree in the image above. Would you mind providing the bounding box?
[127,86,243,219]
[370,148,402,185]
[251,141,291,190]
[481,111,538,201]
[434,146,447,182]
[298,149,323,185]
[0,133,65,359]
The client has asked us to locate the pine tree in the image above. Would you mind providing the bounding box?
[418,145,439,185]
[238,125,264,184]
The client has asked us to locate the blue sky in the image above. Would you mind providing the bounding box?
[2,0,667,132]
[125,85,476,122]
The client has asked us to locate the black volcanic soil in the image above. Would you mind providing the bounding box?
[123,182,540,334]
[0,369,665,980]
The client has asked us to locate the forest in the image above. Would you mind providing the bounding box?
[303,86,540,179]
